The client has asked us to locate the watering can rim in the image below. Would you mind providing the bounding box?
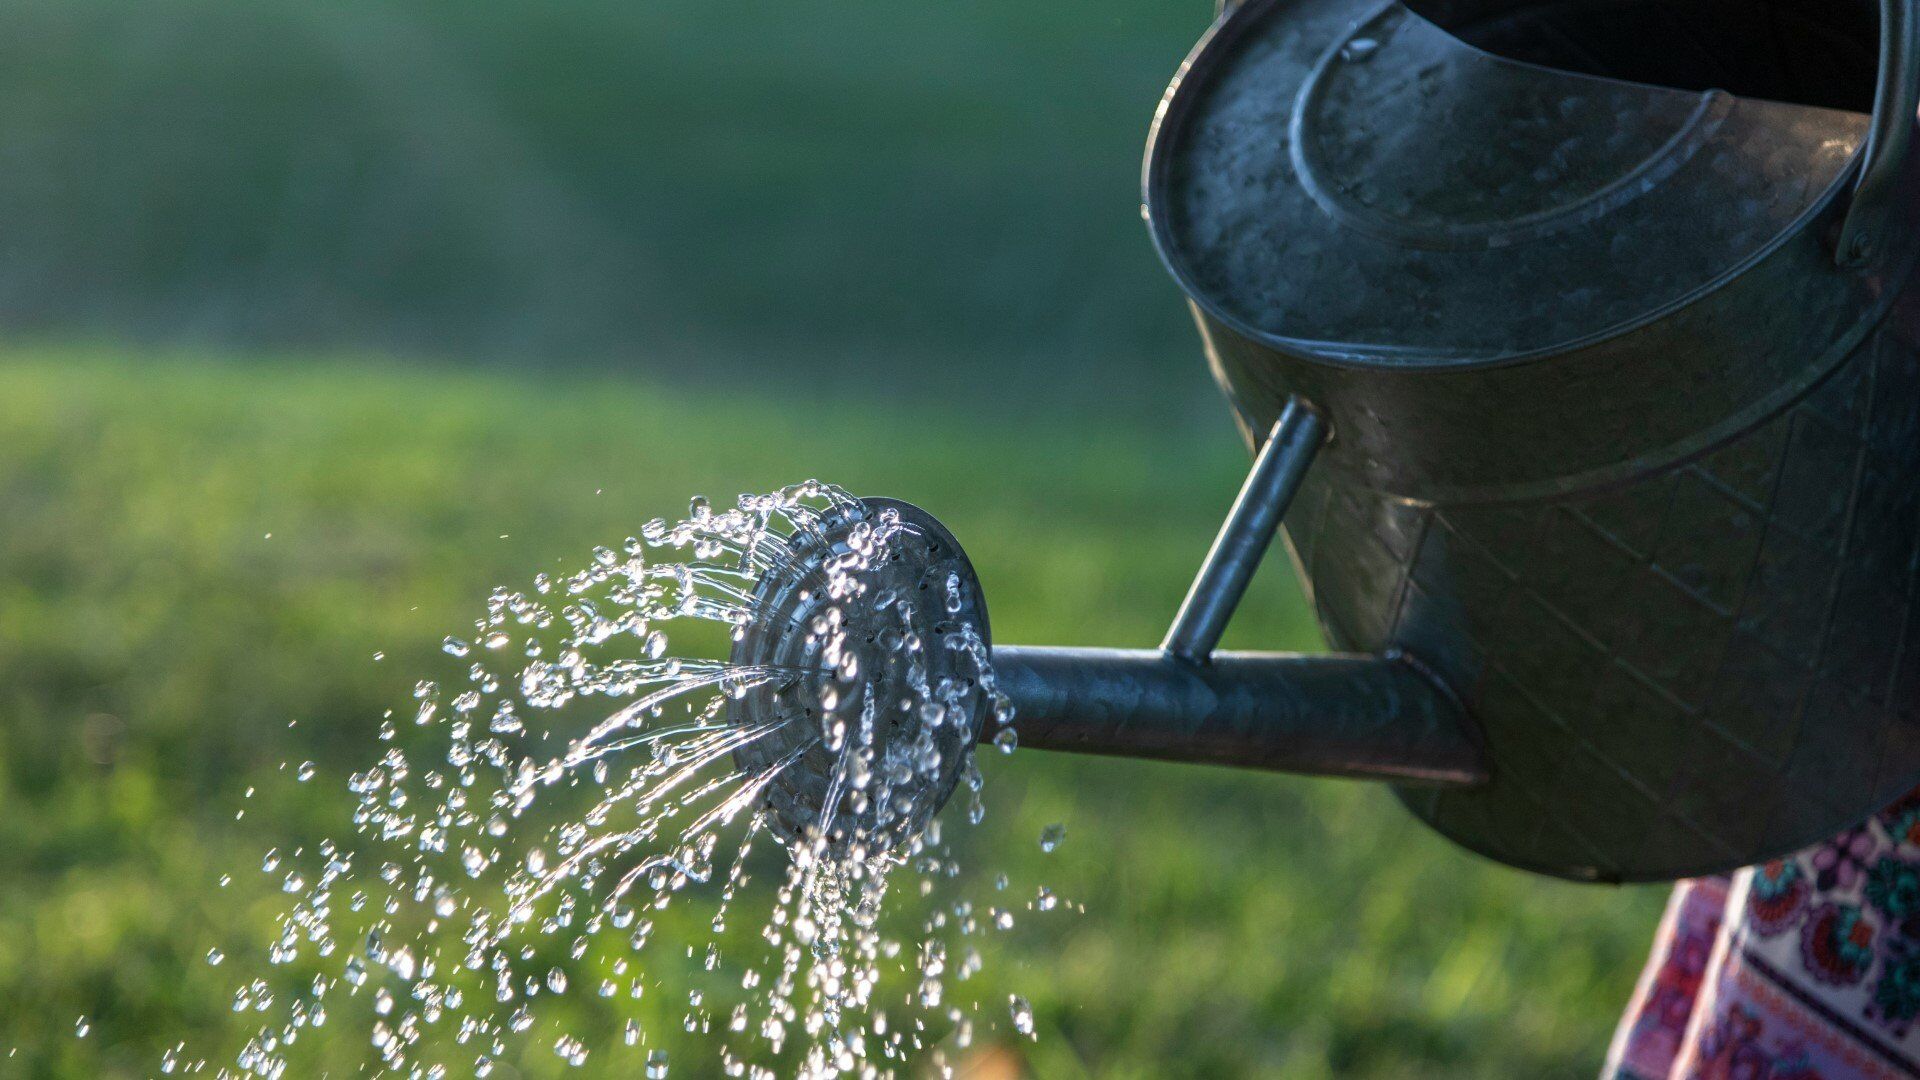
[1140,0,1920,373]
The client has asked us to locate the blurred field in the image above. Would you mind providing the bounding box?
[0,0,1207,394]
[0,349,1669,1078]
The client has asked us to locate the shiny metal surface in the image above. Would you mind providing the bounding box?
[1837,0,1920,267]
[1163,398,1327,661]
[992,646,1485,786]
[1146,0,1877,365]
[1288,306,1920,881]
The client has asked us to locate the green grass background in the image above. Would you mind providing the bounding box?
[0,0,1671,1073]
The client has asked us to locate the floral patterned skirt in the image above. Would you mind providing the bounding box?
[1605,790,1920,1079]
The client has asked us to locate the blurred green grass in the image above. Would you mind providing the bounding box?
[0,0,1206,385]
[0,349,1668,1077]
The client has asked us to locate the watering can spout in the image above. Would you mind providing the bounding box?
[728,398,1485,853]
[987,646,1484,786]
[984,396,1484,787]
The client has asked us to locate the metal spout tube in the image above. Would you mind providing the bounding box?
[1163,398,1327,662]
[988,646,1487,787]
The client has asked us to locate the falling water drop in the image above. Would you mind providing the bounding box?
[1040,823,1066,853]
[1009,995,1034,1037]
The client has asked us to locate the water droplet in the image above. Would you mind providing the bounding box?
[1040,822,1066,853]
[1009,995,1034,1037]
[554,1034,589,1065]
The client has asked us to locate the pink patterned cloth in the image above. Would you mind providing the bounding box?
[1606,790,1920,1079]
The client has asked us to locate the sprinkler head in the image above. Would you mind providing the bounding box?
[728,497,991,857]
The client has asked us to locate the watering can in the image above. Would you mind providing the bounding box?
[737,0,1920,883]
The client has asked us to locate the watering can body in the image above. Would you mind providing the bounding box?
[737,0,1920,885]
[1144,0,1920,881]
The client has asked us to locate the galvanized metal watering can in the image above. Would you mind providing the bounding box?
[740,0,1920,883]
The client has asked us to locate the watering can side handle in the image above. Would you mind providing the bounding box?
[1825,0,1914,268]
[1163,396,1327,662]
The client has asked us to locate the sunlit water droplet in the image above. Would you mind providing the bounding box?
[1009,995,1034,1037]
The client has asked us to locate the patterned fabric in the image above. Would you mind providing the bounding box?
[1605,792,1920,1080]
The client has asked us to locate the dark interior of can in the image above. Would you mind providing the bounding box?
[1405,0,1879,113]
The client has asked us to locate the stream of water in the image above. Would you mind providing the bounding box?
[189,482,1047,1078]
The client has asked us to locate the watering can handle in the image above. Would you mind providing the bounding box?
[1836,0,1920,268]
